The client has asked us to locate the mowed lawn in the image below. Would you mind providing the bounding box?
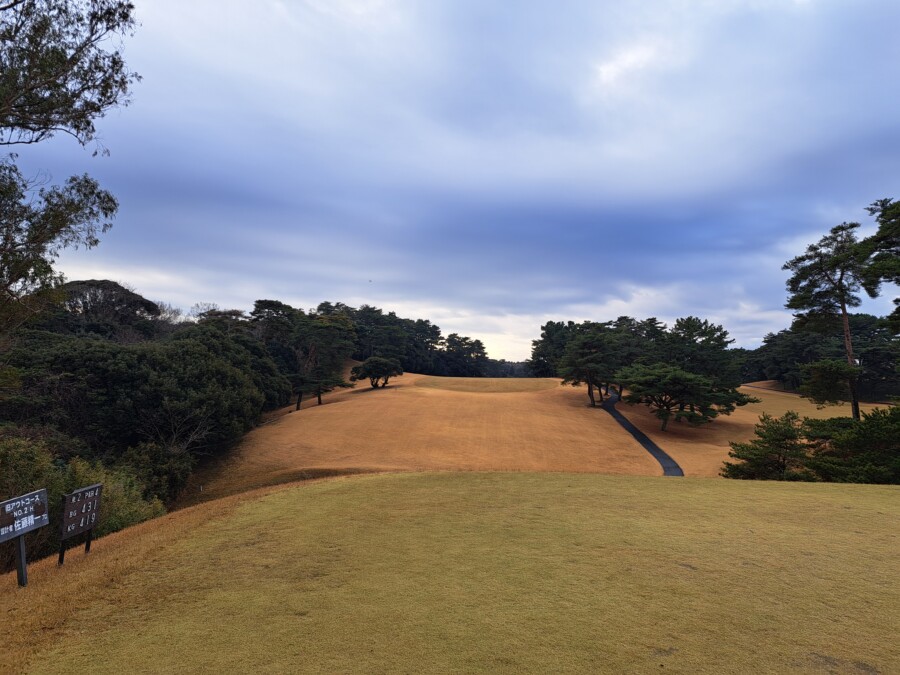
[5,473,898,674]
[184,375,884,503]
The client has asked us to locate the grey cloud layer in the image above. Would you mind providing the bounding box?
[19,0,900,359]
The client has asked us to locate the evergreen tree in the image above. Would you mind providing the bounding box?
[860,198,900,332]
[666,316,740,386]
[615,363,755,431]
[721,412,813,480]
[783,223,867,419]
[529,320,577,377]
[350,357,403,388]
[558,324,616,407]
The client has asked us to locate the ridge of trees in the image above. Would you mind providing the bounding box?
[741,313,898,402]
[534,315,757,429]
[0,278,526,569]
[3,285,516,500]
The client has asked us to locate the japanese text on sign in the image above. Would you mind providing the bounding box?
[0,489,50,543]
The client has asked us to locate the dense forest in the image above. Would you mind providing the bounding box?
[0,279,529,567]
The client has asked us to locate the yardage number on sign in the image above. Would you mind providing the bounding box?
[61,484,103,540]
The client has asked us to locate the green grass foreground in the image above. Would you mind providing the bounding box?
[22,473,900,673]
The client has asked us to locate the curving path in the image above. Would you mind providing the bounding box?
[600,388,684,477]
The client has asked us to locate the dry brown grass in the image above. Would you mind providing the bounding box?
[4,374,897,672]
[0,480,305,674]
[614,385,886,478]
[183,375,888,503]
[182,374,659,505]
[415,376,560,393]
[8,473,899,674]
[742,379,790,391]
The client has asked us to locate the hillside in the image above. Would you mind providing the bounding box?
[4,377,896,672]
[182,374,884,503]
[181,374,659,504]
[5,473,898,673]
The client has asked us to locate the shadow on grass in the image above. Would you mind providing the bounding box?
[174,465,376,510]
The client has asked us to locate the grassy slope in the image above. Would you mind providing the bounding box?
[185,374,885,504]
[183,373,658,505]
[6,473,898,674]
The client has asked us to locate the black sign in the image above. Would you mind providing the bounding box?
[61,484,102,540]
[0,489,49,544]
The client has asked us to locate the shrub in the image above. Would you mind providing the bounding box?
[721,412,816,481]
[0,433,164,571]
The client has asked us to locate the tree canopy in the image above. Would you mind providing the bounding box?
[860,198,900,331]
[0,0,138,336]
[0,0,138,147]
[350,356,403,389]
[615,363,755,431]
[0,166,117,333]
[558,324,619,407]
[783,223,867,419]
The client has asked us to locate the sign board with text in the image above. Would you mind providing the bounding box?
[61,484,102,540]
[0,489,49,544]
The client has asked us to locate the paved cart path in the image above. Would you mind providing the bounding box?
[601,389,684,477]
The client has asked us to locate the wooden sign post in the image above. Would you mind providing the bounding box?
[59,484,102,566]
[0,489,50,587]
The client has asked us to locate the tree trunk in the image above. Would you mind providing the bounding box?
[295,391,303,411]
[317,390,322,405]
[839,299,861,420]
[848,378,860,421]
[587,381,596,407]
[661,414,669,431]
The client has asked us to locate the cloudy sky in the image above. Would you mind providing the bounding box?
[20,0,900,360]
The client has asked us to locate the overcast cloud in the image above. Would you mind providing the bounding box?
[18,0,900,359]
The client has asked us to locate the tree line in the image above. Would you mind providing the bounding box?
[530,316,757,429]
[0,281,519,568]
[528,201,898,483]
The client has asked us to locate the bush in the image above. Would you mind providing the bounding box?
[0,432,164,572]
[118,441,195,503]
[805,407,900,484]
[721,412,816,481]
[0,435,66,570]
[723,407,900,484]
